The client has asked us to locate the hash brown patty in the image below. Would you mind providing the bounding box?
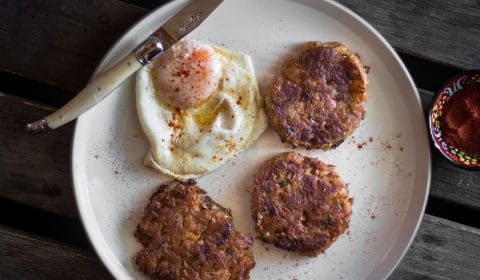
[251,153,352,256]
[265,41,368,149]
[135,180,255,280]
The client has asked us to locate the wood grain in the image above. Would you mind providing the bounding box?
[336,0,480,69]
[0,0,146,93]
[0,0,478,95]
[0,92,77,218]
[0,225,113,280]
[391,215,480,280]
[0,214,477,279]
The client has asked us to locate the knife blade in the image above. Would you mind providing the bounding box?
[26,0,223,133]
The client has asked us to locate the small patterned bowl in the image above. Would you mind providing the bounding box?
[429,70,480,170]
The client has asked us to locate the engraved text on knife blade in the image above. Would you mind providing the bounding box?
[179,12,204,33]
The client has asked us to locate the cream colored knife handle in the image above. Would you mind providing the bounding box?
[26,54,142,133]
[26,35,169,133]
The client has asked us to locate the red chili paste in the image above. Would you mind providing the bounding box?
[441,86,480,154]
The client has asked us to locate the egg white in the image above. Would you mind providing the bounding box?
[136,44,267,180]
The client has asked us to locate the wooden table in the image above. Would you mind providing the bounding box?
[1,0,479,279]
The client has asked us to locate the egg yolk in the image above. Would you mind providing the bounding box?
[151,40,222,109]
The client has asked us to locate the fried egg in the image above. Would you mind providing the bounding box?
[136,39,267,180]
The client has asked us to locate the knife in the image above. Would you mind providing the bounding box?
[26,0,223,133]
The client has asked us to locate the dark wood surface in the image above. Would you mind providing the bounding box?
[0,225,113,280]
[337,0,480,70]
[0,0,479,279]
[390,215,480,280]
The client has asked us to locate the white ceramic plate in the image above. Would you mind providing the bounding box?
[72,0,431,279]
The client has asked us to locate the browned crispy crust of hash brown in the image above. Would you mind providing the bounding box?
[265,42,368,149]
[135,180,255,280]
[251,153,352,256]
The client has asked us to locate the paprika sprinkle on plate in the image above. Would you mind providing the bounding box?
[429,70,480,169]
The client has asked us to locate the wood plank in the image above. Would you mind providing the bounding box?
[0,214,478,279]
[391,214,480,279]
[0,0,478,95]
[0,0,147,93]
[430,148,480,211]
[0,92,77,218]
[0,225,113,280]
[336,0,480,69]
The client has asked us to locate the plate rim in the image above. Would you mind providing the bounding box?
[72,1,432,279]
[323,1,431,279]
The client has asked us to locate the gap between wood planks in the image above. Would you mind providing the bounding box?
[0,197,90,248]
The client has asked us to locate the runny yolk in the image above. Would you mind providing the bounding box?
[151,40,222,109]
